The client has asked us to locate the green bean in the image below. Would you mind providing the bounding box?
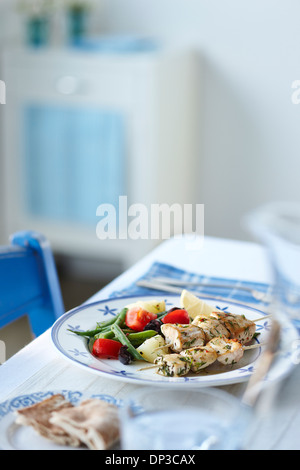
[127,330,158,346]
[95,308,128,339]
[157,311,173,321]
[67,327,101,337]
[96,330,115,340]
[157,311,168,318]
[68,308,128,337]
[94,327,133,340]
[114,308,128,327]
[88,337,95,353]
[95,308,127,330]
[96,316,118,329]
[95,328,133,341]
[111,324,146,361]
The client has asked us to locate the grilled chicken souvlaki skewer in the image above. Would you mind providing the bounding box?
[159,309,257,353]
[145,337,265,377]
[192,310,257,344]
[139,338,264,376]
[139,310,266,377]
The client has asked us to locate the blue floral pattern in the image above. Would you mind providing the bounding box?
[0,391,122,420]
[67,324,83,333]
[68,348,89,358]
[97,305,118,316]
[51,294,299,388]
[256,320,270,332]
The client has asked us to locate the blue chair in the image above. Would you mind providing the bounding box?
[0,231,65,337]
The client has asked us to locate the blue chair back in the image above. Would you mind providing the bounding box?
[0,231,65,336]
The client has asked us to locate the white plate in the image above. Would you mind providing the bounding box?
[51,295,299,388]
[0,390,123,450]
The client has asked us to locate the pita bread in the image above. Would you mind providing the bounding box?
[50,398,120,450]
[15,394,81,447]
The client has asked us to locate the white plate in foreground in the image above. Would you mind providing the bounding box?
[0,390,122,450]
[51,295,299,388]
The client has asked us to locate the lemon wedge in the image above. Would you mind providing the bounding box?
[180,289,217,319]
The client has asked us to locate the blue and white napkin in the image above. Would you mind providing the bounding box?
[109,261,271,308]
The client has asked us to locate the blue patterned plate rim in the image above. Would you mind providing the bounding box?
[51,294,299,388]
[0,390,123,420]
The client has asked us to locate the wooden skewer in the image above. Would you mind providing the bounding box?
[213,313,271,323]
[153,339,267,354]
[254,315,271,322]
[243,342,266,350]
[137,364,160,371]
[152,344,172,352]
[242,319,281,408]
[151,314,270,353]
[137,342,266,372]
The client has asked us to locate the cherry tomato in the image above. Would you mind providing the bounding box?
[161,308,190,324]
[92,338,122,359]
[125,307,157,331]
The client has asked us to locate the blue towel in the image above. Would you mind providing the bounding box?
[108,261,271,307]
[71,36,159,53]
[23,105,125,225]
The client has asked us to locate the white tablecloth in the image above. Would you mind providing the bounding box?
[1,235,300,450]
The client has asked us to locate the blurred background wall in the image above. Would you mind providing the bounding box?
[1,1,299,234]
[0,0,299,315]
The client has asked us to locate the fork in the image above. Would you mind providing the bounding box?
[136,278,272,304]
